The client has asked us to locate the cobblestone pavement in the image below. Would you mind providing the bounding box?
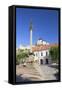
[16,63,58,82]
[16,63,42,82]
[33,63,58,80]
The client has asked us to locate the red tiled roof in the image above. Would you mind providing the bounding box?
[32,44,58,52]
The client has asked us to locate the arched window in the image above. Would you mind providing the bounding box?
[41,52,43,56]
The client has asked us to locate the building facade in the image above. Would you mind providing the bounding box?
[32,39,52,65]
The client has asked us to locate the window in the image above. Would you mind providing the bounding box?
[41,52,43,56]
[46,52,48,56]
[35,53,37,56]
[35,52,39,56]
[36,53,37,56]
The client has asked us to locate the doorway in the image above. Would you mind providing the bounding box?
[45,59,48,64]
[40,59,43,64]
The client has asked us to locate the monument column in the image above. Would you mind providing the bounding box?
[30,20,32,53]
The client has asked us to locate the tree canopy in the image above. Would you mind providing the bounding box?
[16,49,29,65]
[49,45,59,63]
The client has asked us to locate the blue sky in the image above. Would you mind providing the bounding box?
[16,8,59,48]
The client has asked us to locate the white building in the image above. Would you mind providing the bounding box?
[32,39,51,65]
[32,39,58,65]
[32,46,51,65]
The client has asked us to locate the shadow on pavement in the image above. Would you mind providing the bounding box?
[54,72,59,80]
[48,64,59,80]
[48,64,58,69]
[16,74,32,82]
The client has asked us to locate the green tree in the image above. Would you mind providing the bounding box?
[16,54,21,65]
[49,46,59,63]
[16,51,29,65]
[20,52,29,63]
